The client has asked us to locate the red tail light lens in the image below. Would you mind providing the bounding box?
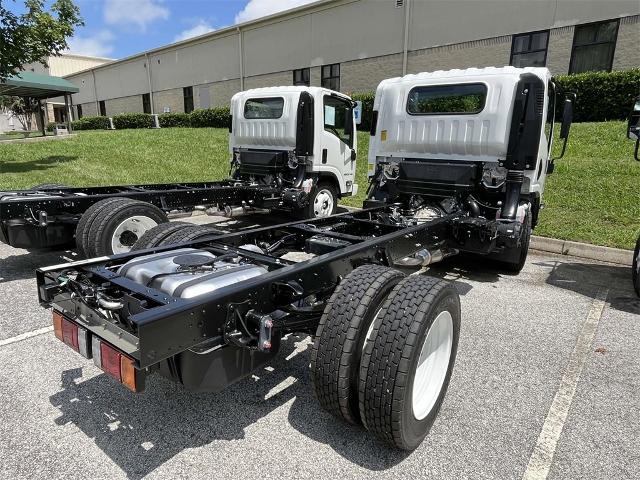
[52,311,91,358]
[100,342,122,382]
[61,319,79,351]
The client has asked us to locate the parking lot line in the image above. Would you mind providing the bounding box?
[0,326,53,347]
[522,287,609,480]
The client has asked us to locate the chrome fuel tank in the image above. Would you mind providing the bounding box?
[117,248,267,299]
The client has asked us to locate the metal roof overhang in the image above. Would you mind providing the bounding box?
[0,71,79,99]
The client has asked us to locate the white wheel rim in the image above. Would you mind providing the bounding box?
[412,310,454,421]
[313,189,334,218]
[110,216,158,254]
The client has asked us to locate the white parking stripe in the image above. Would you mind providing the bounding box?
[522,288,609,480]
[0,326,53,347]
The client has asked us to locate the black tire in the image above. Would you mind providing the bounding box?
[75,197,128,257]
[304,181,337,218]
[500,210,532,273]
[158,224,223,247]
[359,275,461,451]
[131,222,191,251]
[310,265,405,425]
[633,234,640,297]
[30,183,69,190]
[85,199,168,257]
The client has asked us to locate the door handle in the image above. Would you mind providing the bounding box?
[322,148,327,164]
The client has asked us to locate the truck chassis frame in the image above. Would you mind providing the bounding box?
[38,206,455,370]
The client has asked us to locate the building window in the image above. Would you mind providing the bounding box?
[293,68,310,86]
[321,63,340,91]
[76,104,83,119]
[569,20,619,74]
[510,30,549,67]
[406,84,487,115]
[183,86,194,113]
[99,100,106,116]
[142,93,151,114]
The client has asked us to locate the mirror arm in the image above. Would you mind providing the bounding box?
[552,135,569,162]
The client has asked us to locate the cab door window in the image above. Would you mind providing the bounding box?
[323,95,353,147]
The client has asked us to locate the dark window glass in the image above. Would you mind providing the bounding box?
[545,81,556,153]
[99,100,106,116]
[510,31,549,67]
[142,93,151,114]
[407,84,487,115]
[76,104,83,119]
[321,63,340,91]
[183,86,194,113]
[293,68,310,86]
[323,95,353,147]
[244,97,285,119]
[569,20,619,74]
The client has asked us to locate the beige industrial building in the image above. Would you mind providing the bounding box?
[64,0,640,119]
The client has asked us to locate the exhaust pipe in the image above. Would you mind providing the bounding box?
[394,248,457,267]
[224,205,270,218]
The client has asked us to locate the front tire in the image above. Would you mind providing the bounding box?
[499,210,532,273]
[305,182,337,218]
[359,275,461,450]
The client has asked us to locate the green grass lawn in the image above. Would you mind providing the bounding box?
[0,123,638,249]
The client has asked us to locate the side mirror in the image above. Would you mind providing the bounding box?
[627,96,640,161]
[559,94,575,140]
[552,93,576,162]
[350,148,356,161]
[227,114,233,133]
[344,110,353,136]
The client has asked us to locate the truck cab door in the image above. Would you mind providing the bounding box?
[318,94,357,194]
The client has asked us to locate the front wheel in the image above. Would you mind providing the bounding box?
[304,182,337,219]
[633,234,640,297]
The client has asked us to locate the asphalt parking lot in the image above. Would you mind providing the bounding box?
[1,213,638,479]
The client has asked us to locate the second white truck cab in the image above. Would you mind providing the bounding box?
[230,86,358,217]
[366,66,574,271]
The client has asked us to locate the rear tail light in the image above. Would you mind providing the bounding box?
[53,310,90,358]
[53,311,143,392]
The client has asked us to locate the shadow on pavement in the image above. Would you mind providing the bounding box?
[0,249,72,283]
[0,155,77,173]
[534,260,640,314]
[49,336,405,479]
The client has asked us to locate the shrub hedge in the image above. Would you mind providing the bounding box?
[46,122,56,132]
[553,68,640,122]
[71,116,110,130]
[158,112,191,128]
[190,107,230,128]
[112,113,154,129]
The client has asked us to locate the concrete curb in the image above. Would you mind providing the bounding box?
[531,236,633,265]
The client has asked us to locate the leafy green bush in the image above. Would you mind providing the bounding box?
[351,91,375,132]
[112,113,154,129]
[189,107,230,128]
[554,68,640,122]
[71,116,110,130]
[46,122,56,132]
[158,112,191,128]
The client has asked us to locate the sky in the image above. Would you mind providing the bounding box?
[12,0,319,59]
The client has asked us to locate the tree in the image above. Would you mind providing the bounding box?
[0,95,40,131]
[0,0,83,81]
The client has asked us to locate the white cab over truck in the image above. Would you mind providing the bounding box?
[366,67,573,271]
[0,86,358,256]
[229,86,358,218]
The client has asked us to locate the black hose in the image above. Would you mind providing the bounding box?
[501,170,524,221]
[465,196,481,216]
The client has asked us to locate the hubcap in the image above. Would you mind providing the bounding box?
[313,189,334,218]
[412,310,454,421]
[111,216,158,254]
